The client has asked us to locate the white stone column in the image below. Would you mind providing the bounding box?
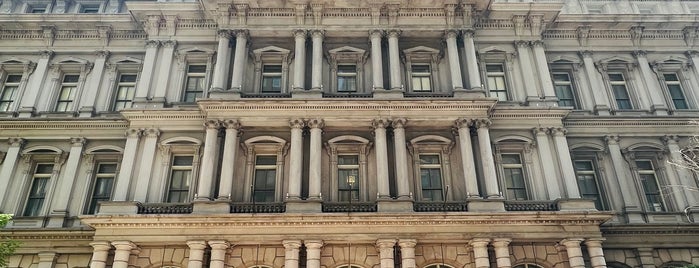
[398,239,417,268]
[89,241,111,268]
[663,135,695,207]
[531,41,556,101]
[209,240,229,268]
[133,128,160,202]
[113,129,141,201]
[687,51,699,90]
[376,239,396,268]
[48,137,85,226]
[308,119,324,200]
[211,30,232,91]
[370,30,384,90]
[19,51,53,116]
[134,41,160,101]
[492,238,512,268]
[293,29,307,91]
[387,30,402,91]
[393,118,410,199]
[475,119,500,198]
[230,30,248,91]
[560,238,585,268]
[0,138,25,208]
[634,50,668,115]
[605,135,642,210]
[551,128,581,198]
[283,240,302,268]
[197,120,220,201]
[218,119,241,200]
[445,30,463,90]
[580,51,610,115]
[288,119,305,200]
[455,118,480,198]
[37,252,57,268]
[585,238,607,268]
[111,241,135,268]
[515,41,539,101]
[311,30,324,90]
[470,238,491,268]
[152,40,177,102]
[187,241,207,268]
[462,30,482,90]
[79,50,109,116]
[373,118,391,199]
[533,127,561,199]
[305,240,323,268]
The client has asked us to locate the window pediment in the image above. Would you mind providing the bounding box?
[403,46,441,62]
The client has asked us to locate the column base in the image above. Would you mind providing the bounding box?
[373,89,404,99]
[686,206,699,223]
[377,200,413,212]
[623,206,646,223]
[651,104,669,115]
[594,105,611,116]
[467,200,505,212]
[209,89,242,99]
[454,88,485,99]
[97,201,140,215]
[285,200,322,213]
[292,89,323,99]
[17,106,35,118]
[527,97,558,107]
[132,98,166,109]
[46,211,67,228]
[556,198,598,211]
[192,200,230,214]
[78,106,95,118]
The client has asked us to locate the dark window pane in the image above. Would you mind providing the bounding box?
[173,156,193,166]
[63,75,80,83]
[188,65,207,73]
[256,156,277,165]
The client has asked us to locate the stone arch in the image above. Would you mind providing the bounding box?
[410,135,452,144]
[161,136,202,146]
[244,135,287,145]
[85,145,123,154]
[607,261,632,268]
[493,135,533,143]
[22,145,62,155]
[328,135,370,144]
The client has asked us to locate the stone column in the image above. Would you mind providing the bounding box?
[463,30,482,90]
[37,252,58,268]
[187,241,207,268]
[387,30,402,90]
[111,241,135,268]
[561,238,585,268]
[550,128,581,198]
[152,40,177,102]
[0,138,25,207]
[308,119,324,200]
[373,118,391,199]
[663,135,695,207]
[475,119,499,198]
[48,137,85,227]
[605,135,642,211]
[89,241,111,268]
[393,118,410,199]
[311,30,324,90]
[133,128,160,202]
[533,127,561,199]
[211,30,232,91]
[634,50,668,115]
[470,238,491,268]
[209,240,229,268]
[133,41,160,102]
[18,51,52,116]
[283,240,302,268]
[293,29,307,91]
[79,50,109,116]
[197,120,221,201]
[515,41,539,101]
[454,118,480,198]
[113,129,141,201]
[580,51,610,115]
[398,239,417,268]
[531,41,556,101]
[369,30,384,90]
[305,240,323,268]
[288,119,305,200]
[445,30,463,90]
[230,30,249,91]
[376,239,396,268]
[218,119,241,200]
[585,238,607,268]
[636,247,655,268]
[492,238,512,268]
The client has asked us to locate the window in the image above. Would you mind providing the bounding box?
[29,5,47,13]
[253,155,277,202]
[23,164,53,216]
[183,65,206,102]
[502,154,527,200]
[552,72,577,108]
[486,64,508,101]
[55,74,79,112]
[411,65,432,92]
[608,72,632,109]
[337,65,357,92]
[80,5,100,13]
[574,160,605,209]
[167,156,194,203]
[636,160,665,212]
[261,65,283,93]
[86,162,117,214]
[0,74,22,112]
[419,155,443,201]
[337,155,360,201]
[113,74,137,110]
[662,73,689,110]
[514,264,543,268]
[409,135,454,201]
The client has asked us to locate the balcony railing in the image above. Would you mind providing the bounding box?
[240,93,292,98]
[413,201,469,212]
[504,200,557,211]
[137,203,193,214]
[322,92,373,98]
[230,202,286,213]
[321,202,378,212]
[403,92,454,98]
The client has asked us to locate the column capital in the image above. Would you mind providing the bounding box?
[473,118,491,129]
[283,239,302,249]
[204,119,221,129]
[550,127,568,136]
[304,240,324,249]
[70,137,87,147]
[111,241,136,251]
[686,50,699,58]
[532,127,549,136]
[126,128,142,138]
[531,40,545,47]
[604,135,620,145]
[584,237,605,248]
[462,28,475,38]
[94,50,111,59]
[307,118,325,129]
[444,29,459,39]
[454,118,473,129]
[208,240,230,250]
[560,238,584,248]
[386,29,402,38]
[234,29,250,39]
[293,29,308,38]
[633,50,647,58]
[398,239,417,248]
[491,238,512,248]
[391,118,407,129]
[290,118,306,129]
[376,238,396,249]
[311,29,325,39]
[39,50,55,59]
[90,241,112,251]
[222,119,242,129]
[186,240,208,250]
[218,29,232,39]
[372,118,391,129]
[145,40,161,49]
[162,40,177,48]
[469,238,491,247]
[579,50,594,58]
[369,29,384,39]
[143,128,160,138]
[514,40,530,48]
[8,137,26,147]
[661,135,680,145]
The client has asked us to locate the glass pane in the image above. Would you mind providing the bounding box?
[63,75,80,83]
[412,65,430,73]
[338,169,359,189]
[494,77,506,90]
[338,65,356,73]
[608,73,624,81]
[173,156,193,166]
[256,156,277,165]
[486,64,504,72]
[188,65,207,73]
[262,77,282,92]
[338,155,359,165]
[635,160,653,171]
[36,164,54,174]
[98,163,118,173]
[6,75,22,83]
[552,73,570,82]
[119,74,137,82]
[263,65,282,73]
[93,177,114,197]
[419,155,440,164]
[501,154,522,164]
[663,73,679,81]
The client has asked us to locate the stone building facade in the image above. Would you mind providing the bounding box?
[0,0,698,267]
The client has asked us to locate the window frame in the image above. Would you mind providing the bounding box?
[403,46,441,93]
[55,73,80,112]
[607,71,633,110]
[494,140,535,201]
[166,155,195,203]
[571,154,608,210]
[261,65,283,93]
[551,71,580,109]
[104,57,142,112]
[81,146,122,215]
[484,63,509,101]
[632,157,667,212]
[597,60,640,111]
[182,64,208,103]
[252,46,291,94]
[0,58,35,113]
[653,61,696,112]
[16,147,65,219]
[408,135,454,201]
[242,136,288,202]
[0,74,23,112]
[46,58,92,114]
[175,48,214,104]
[158,137,202,203]
[327,46,368,94]
[326,136,371,202]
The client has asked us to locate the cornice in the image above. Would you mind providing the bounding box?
[563,117,694,128]
[199,99,496,112]
[0,229,95,241]
[120,110,205,121]
[0,120,128,130]
[601,225,699,235]
[491,107,570,120]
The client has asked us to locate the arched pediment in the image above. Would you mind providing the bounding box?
[244,135,286,145]
[654,56,687,64]
[479,45,510,54]
[253,46,291,54]
[410,135,451,145]
[161,137,202,145]
[329,46,366,54]
[626,142,664,151]
[22,146,63,155]
[494,135,533,143]
[328,135,370,144]
[403,46,440,54]
[85,145,124,154]
[570,142,605,151]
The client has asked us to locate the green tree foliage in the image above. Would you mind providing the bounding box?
[0,214,19,268]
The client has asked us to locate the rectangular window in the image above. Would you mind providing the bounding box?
[608,72,633,109]
[0,74,22,112]
[183,65,206,102]
[29,5,46,13]
[113,74,137,110]
[574,160,604,210]
[419,155,443,201]
[337,65,357,92]
[411,65,432,92]
[253,155,277,202]
[55,74,79,112]
[167,156,193,203]
[502,154,527,200]
[663,73,689,110]
[636,160,665,212]
[23,164,53,216]
[80,5,100,13]
[86,162,117,214]
[486,64,508,101]
[261,65,282,93]
[337,155,359,201]
[552,72,577,108]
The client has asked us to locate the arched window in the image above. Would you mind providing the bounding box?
[336,265,363,268]
[661,261,692,268]
[607,261,632,268]
[250,265,274,268]
[513,264,544,268]
[424,264,455,268]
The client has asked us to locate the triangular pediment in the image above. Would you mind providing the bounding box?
[114,56,143,65]
[58,57,88,65]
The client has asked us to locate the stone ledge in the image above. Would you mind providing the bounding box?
[467,200,505,212]
[192,201,230,214]
[377,200,413,212]
[285,200,322,213]
[556,198,598,211]
[97,201,139,215]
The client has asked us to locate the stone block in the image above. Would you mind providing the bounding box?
[556,199,597,211]
[453,89,485,99]
[467,200,505,212]
[192,201,230,214]
[285,201,322,213]
[377,200,413,212]
[291,89,323,99]
[372,89,403,99]
[97,201,139,215]
[209,90,242,99]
